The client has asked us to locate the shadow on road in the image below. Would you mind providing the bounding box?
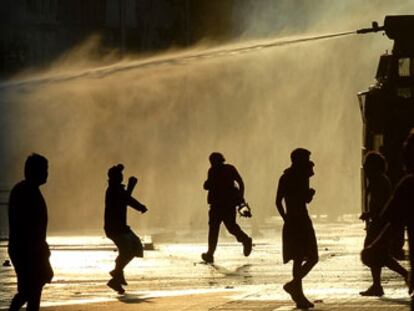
[117,293,154,304]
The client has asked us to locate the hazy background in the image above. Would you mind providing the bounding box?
[1,1,413,235]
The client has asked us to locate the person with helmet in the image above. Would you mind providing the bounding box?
[104,164,147,294]
[8,153,53,311]
[359,151,408,296]
[201,152,252,264]
[275,148,318,309]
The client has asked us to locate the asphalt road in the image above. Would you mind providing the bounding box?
[0,219,411,309]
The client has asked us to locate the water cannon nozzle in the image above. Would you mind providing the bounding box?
[356,21,385,34]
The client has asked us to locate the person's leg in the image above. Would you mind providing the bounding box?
[25,286,42,311]
[290,254,318,281]
[113,251,130,273]
[371,266,382,287]
[292,259,303,281]
[283,260,301,301]
[9,260,28,311]
[114,253,134,273]
[111,234,135,273]
[294,259,315,308]
[207,208,221,256]
[385,257,408,279]
[107,234,131,293]
[112,234,136,285]
[285,260,306,297]
[222,208,249,242]
[9,292,27,311]
[282,220,316,307]
[391,225,405,259]
[283,259,314,308]
[222,208,252,256]
[360,266,384,296]
[299,255,318,279]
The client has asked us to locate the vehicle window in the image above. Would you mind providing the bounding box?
[398,58,412,77]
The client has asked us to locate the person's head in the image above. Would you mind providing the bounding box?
[363,151,387,177]
[290,148,314,176]
[403,131,414,173]
[108,164,124,184]
[24,153,48,185]
[209,152,225,167]
[290,148,311,165]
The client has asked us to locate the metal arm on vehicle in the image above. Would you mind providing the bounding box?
[356,21,384,34]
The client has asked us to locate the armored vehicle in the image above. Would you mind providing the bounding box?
[357,15,414,257]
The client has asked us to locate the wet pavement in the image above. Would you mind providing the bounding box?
[0,218,411,310]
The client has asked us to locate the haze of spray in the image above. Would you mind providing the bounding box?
[0,1,413,235]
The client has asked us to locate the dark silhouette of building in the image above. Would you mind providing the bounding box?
[0,0,187,76]
[0,0,196,76]
[0,0,316,77]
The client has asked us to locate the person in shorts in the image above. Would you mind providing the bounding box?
[275,148,318,309]
[104,164,147,294]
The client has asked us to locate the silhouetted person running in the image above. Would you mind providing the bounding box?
[359,152,408,296]
[201,152,252,263]
[104,164,147,294]
[8,153,53,311]
[276,148,318,309]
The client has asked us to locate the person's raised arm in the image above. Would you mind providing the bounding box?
[128,196,147,213]
[125,176,147,213]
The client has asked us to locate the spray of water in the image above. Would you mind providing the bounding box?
[0,31,355,91]
[0,1,413,236]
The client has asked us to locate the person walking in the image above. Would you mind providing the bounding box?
[8,154,53,311]
[364,132,414,309]
[359,151,408,296]
[275,148,318,309]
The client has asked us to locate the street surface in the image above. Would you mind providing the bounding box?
[0,217,411,310]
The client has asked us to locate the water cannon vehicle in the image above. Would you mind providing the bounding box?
[357,15,414,257]
[357,15,414,187]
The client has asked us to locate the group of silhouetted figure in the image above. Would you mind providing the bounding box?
[358,132,414,309]
[6,131,414,310]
